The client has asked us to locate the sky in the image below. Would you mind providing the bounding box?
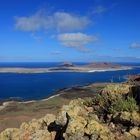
[0,0,140,62]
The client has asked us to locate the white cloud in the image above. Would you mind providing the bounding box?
[92,6,106,15]
[15,11,90,32]
[15,11,47,31]
[130,42,140,48]
[57,33,98,52]
[53,12,90,31]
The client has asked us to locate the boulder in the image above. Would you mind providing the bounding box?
[112,111,140,126]
[0,128,19,140]
[0,95,140,140]
[129,127,140,138]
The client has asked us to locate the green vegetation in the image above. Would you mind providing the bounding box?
[93,94,105,106]
[109,96,139,113]
[93,92,139,114]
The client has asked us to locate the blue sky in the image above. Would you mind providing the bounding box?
[0,0,140,62]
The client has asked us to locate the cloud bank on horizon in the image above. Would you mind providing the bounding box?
[0,0,140,62]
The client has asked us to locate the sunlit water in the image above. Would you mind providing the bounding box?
[0,62,140,100]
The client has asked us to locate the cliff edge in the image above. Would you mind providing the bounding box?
[1,78,140,139]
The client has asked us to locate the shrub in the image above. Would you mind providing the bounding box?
[109,96,139,113]
[93,94,105,107]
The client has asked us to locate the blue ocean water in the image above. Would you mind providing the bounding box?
[0,62,140,101]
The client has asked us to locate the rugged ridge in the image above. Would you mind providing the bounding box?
[1,79,140,139]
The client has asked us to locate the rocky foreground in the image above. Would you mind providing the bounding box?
[1,77,140,139]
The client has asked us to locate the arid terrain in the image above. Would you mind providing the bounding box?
[0,62,132,73]
[0,75,140,139]
[0,83,107,132]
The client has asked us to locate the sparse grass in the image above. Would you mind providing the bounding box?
[83,97,94,107]
[92,94,139,114]
[0,96,69,116]
[109,96,139,113]
[0,96,70,132]
[93,94,106,107]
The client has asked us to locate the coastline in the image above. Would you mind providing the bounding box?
[88,67,132,72]
[0,66,133,111]
[0,78,138,133]
[0,92,64,111]
[0,82,109,132]
[0,82,107,112]
[0,64,133,113]
[0,66,132,73]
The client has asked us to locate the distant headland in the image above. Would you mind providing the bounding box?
[0,62,132,73]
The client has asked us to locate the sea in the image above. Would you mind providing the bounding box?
[0,62,140,101]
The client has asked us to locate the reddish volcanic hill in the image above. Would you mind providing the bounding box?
[84,62,122,69]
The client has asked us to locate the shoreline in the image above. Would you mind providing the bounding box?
[88,67,132,72]
[0,77,140,138]
[0,67,133,111]
[0,66,134,112]
[0,81,123,112]
[0,93,62,111]
[0,85,78,111]
[0,82,106,111]
[0,66,132,73]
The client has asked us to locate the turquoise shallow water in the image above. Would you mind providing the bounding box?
[0,62,140,101]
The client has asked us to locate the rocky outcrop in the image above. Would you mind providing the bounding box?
[101,83,131,95]
[1,82,140,140]
[112,111,140,126]
[0,114,56,140]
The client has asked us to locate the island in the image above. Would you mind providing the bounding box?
[0,62,132,73]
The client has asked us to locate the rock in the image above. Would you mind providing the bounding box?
[64,133,89,140]
[85,120,115,140]
[0,128,19,140]
[42,114,56,126]
[129,127,140,138]
[131,112,140,126]
[102,83,131,95]
[19,114,56,140]
[60,99,115,140]
[1,88,140,140]
[131,85,140,104]
[109,122,115,129]
[99,84,132,114]
[65,116,87,134]
[113,111,140,126]
[60,98,93,119]
[119,132,135,140]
